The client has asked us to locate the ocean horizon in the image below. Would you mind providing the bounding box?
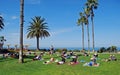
[3,46,120,51]
[28,46,120,51]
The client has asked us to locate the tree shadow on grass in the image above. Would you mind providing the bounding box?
[0,57,15,62]
[0,55,60,63]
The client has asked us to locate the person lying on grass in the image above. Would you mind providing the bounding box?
[33,54,42,61]
[83,57,99,67]
[43,57,55,64]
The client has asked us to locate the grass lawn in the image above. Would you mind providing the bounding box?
[0,52,120,75]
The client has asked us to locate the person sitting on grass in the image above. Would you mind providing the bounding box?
[111,55,117,61]
[57,55,66,65]
[84,52,89,56]
[94,52,98,58]
[69,54,79,65]
[104,55,117,62]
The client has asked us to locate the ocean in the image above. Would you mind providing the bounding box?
[3,46,120,51]
[28,47,100,51]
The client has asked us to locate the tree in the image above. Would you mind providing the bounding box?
[110,46,117,53]
[106,47,111,53]
[77,12,88,51]
[19,0,24,63]
[97,47,106,53]
[106,46,117,53]
[85,0,98,52]
[0,15,4,30]
[27,16,50,50]
[84,7,90,53]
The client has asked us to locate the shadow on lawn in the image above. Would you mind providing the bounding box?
[0,57,15,62]
[24,55,61,63]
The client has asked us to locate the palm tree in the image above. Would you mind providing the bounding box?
[77,12,88,51]
[84,7,90,53]
[0,15,4,30]
[19,0,24,63]
[85,0,98,52]
[27,16,50,50]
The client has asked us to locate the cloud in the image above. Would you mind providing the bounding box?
[26,0,41,4]
[11,16,18,20]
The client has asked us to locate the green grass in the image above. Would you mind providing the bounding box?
[0,53,120,75]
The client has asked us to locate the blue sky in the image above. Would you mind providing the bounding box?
[0,0,120,49]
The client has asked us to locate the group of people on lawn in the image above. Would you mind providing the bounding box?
[2,46,117,67]
[27,45,117,66]
[32,49,99,66]
[33,50,79,65]
[32,49,118,67]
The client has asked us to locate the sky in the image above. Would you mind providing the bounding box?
[0,0,120,49]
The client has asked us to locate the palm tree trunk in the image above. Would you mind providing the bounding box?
[82,23,84,51]
[91,17,95,53]
[19,0,24,63]
[36,37,40,51]
[87,24,90,53]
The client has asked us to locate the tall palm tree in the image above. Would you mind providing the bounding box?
[0,15,4,30]
[77,12,88,51]
[19,0,24,63]
[85,0,98,52]
[27,16,50,50]
[84,7,90,53]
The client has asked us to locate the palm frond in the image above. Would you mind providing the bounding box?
[0,16,4,30]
